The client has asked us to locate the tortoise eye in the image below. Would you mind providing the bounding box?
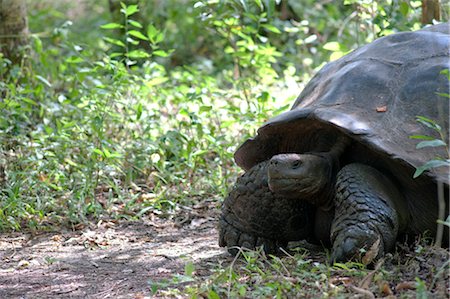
[291,160,302,169]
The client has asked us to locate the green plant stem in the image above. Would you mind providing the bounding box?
[435,181,445,247]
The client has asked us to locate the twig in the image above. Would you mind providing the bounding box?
[435,181,445,247]
[347,284,375,299]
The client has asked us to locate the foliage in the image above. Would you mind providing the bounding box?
[411,69,450,178]
[0,1,426,230]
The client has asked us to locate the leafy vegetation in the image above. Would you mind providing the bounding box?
[1,0,434,231]
[151,240,449,298]
[0,0,448,297]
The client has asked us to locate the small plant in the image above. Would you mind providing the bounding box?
[100,2,170,66]
[410,69,450,246]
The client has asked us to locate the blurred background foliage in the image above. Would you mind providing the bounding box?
[0,0,447,230]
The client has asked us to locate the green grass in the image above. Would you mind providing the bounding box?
[153,241,449,298]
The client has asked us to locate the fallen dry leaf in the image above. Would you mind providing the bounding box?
[395,281,416,291]
[379,281,393,296]
[330,276,352,287]
[362,237,381,265]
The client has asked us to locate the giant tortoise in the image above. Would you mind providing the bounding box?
[219,23,449,263]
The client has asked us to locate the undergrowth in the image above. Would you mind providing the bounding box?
[0,0,428,231]
[152,240,449,298]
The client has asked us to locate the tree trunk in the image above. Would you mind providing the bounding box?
[0,0,29,64]
[422,0,440,24]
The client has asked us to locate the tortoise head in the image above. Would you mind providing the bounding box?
[267,153,333,203]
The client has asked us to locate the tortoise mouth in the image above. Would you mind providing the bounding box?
[268,176,322,198]
[268,177,300,193]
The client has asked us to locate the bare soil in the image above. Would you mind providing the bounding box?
[0,202,229,298]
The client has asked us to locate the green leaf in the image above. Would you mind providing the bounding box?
[153,50,169,57]
[261,24,281,34]
[440,68,450,80]
[410,135,435,140]
[416,139,447,149]
[199,105,212,113]
[103,37,126,47]
[323,41,341,51]
[36,75,52,87]
[93,148,104,156]
[399,1,409,16]
[416,116,441,131]
[100,22,124,29]
[153,32,164,44]
[413,159,450,178]
[208,290,221,299]
[127,50,150,59]
[136,103,143,121]
[255,0,263,9]
[128,19,143,28]
[436,92,450,98]
[128,30,148,40]
[147,24,159,40]
[184,261,195,277]
[145,77,168,86]
[32,35,43,53]
[103,148,111,158]
[124,4,139,16]
[238,0,248,11]
[22,98,38,106]
[127,37,139,45]
[66,56,84,64]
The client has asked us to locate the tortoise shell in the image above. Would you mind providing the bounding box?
[235,23,449,185]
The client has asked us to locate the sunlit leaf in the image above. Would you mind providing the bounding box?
[261,24,281,34]
[36,75,52,87]
[153,50,168,57]
[128,19,143,28]
[145,77,168,86]
[410,135,435,140]
[66,56,84,64]
[123,4,139,17]
[129,30,148,40]
[323,41,341,51]
[127,50,150,59]
[100,22,123,29]
[147,24,159,40]
[103,37,125,47]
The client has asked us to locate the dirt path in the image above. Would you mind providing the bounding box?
[0,205,229,298]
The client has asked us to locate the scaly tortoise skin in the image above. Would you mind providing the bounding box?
[219,23,449,263]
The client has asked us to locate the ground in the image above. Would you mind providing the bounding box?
[0,201,228,298]
[0,200,449,298]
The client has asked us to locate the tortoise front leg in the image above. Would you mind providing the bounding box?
[330,163,407,264]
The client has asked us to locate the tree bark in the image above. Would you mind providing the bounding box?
[0,0,29,64]
[422,0,440,24]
